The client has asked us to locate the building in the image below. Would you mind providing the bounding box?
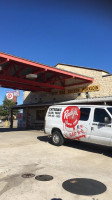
[15,63,112,129]
[0,52,111,129]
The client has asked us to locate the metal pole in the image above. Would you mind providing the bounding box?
[10,109,13,128]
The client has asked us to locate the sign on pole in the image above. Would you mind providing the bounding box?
[13,90,20,97]
[6,91,13,100]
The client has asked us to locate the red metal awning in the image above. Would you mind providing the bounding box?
[0,52,94,92]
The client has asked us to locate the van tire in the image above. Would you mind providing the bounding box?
[52,130,64,146]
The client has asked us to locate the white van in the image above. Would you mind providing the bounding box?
[44,105,112,146]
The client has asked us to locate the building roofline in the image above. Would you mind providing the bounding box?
[12,96,112,110]
[12,103,52,109]
[102,74,112,77]
[0,52,93,81]
[57,96,112,104]
[55,63,110,74]
[0,51,52,68]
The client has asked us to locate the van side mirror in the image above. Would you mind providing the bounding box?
[104,117,110,124]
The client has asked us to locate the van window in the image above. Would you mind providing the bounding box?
[107,107,112,115]
[80,108,90,121]
[94,108,111,123]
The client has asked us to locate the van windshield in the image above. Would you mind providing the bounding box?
[107,107,112,115]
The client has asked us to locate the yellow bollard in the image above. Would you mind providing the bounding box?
[5,120,7,127]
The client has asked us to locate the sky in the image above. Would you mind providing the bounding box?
[0,0,112,105]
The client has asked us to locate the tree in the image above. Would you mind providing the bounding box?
[0,97,19,117]
[0,105,4,116]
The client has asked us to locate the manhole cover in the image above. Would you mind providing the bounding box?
[62,178,107,196]
[21,173,35,178]
[35,175,53,181]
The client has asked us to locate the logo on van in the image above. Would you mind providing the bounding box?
[62,106,86,141]
[62,106,80,129]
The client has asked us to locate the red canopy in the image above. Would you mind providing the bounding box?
[0,52,93,92]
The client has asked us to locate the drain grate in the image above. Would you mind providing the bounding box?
[21,173,35,178]
[62,178,107,196]
[35,175,53,181]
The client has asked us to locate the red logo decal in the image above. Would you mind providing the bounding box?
[62,106,80,129]
[62,106,87,141]
[8,94,12,98]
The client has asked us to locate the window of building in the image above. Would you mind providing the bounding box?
[36,110,45,121]
[94,108,111,123]
[79,108,90,121]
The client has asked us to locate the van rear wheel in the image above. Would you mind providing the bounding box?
[52,130,64,146]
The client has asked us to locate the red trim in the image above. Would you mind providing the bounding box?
[0,52,94,81]
[0,59,9,65]
[0,74,64,90]
[0,52,94,91]
[0,80,50,92]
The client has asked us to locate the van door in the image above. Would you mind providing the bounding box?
[75,107,92,142]
[90,108,112,146]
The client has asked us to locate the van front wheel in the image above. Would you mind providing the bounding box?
[52,131,64,146]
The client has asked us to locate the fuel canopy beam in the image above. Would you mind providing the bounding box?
[0,52,94,92]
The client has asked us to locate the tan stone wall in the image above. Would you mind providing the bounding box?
[23,91,30,104]
[56,64,112,99]
[23,91,56,104]
[23,64,112,104]
[101,76,112,97]
[56,64,108,77]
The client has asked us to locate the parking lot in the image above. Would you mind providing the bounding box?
[0,129,112,200]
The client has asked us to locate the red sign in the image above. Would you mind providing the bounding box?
[6,92,13,100]
[62,106,80,129]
